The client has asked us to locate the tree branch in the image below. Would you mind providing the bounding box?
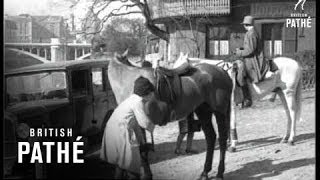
[133,0,169,42]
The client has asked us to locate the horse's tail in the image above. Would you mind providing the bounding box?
[296,71,303,122]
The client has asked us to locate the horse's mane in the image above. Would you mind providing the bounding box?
[113,55,153,70]
[115,56,135,67]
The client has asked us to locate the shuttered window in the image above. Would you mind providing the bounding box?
[262,23,283,58]
[207,26,230,58]
[283,27,297,54]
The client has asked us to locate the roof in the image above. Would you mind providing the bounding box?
[32,16,63,23]
[5,58,112,76]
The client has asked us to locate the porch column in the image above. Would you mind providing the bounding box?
[44,48,48,60]
[37,48,40,56]
[74,47,78,60]
[82,48,85,56]
[51,38,63,62]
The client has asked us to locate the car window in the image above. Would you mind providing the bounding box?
[71,69,89,95]
[6,71,67,105]
[92,68,104,93]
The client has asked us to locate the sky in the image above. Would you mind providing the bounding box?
[4,0,69,16]
[4,0,143,18]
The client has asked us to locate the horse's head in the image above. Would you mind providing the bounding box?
[114,49,133,66]
[173,52,189,68]
[144,96,176,126]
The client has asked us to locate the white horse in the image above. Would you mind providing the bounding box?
[177,54,303,152]
[227,57,303,151]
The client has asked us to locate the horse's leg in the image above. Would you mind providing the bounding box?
[229,94,237,152]
[284,90,297,145]
[195,103,216,180]
[229,70,238,152]
[215,110,230,179]
[277,90,293,144]
[295,78,303,122]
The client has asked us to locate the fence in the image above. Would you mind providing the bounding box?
[283,50,315,90]
[302,67,315,90]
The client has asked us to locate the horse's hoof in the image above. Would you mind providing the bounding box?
[288,141,295,146]
[280,139,288,144]
[216,174,224,180]
[198,173,209,180]
[228,147,236,153]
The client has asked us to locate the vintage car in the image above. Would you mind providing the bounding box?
[4,59,117,178]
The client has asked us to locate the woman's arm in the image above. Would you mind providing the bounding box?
[132,100,155,132]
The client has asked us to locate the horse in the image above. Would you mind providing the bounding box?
[108,50,233,180]
[188,55,303,152]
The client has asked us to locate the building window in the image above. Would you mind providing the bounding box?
[146,37,160,54]
[283,26,297,54]
[207,26,230,58]
[262,23,283,58]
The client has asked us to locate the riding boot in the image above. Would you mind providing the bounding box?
[241,83,252,108]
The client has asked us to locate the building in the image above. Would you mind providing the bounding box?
[147,0,316,65]
[4,15,32,43]
[4,19,18,43]
[4,14,75,43]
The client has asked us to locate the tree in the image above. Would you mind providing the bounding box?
[71,0,220,60]
[71,0,169,41]
[100,17,148,56]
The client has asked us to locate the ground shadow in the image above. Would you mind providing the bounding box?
[149,139,209,164]
[224,157,315,180]
[46,158,115,179]
[233,132,315,152]
[149,132,314,164]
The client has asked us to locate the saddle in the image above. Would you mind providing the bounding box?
[155,63,192,105]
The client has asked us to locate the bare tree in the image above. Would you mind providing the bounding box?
[70,0,168,41]
[71,0,222,61]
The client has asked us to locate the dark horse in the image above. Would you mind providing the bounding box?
[108,50,233,180]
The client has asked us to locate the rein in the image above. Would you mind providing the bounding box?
[216,61,234,72]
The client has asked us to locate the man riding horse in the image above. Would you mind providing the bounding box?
[235,15,277,108]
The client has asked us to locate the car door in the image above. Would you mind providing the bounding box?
[91,67,116,131]
[70,68,94,136]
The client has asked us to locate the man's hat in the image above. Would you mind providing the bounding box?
[241,15,254,25]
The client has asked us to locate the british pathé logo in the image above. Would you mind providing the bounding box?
[286,0,311,28]
[294,0,306,11]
